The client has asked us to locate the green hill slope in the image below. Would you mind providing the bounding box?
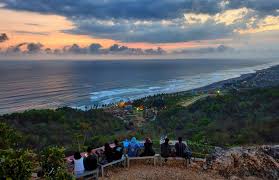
[0,107,126,152]
[149,87,279,146]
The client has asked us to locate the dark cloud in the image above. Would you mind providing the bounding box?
[2,0,223,20]
[88,43,102,53]
[3,0,279,20]
[0,33,8,42]
[6,43,27,53]
[70,18,235,43]
[26,43,43,53]
[63,44,87,54]
[225,0,279,15]
[5,42,43,54]
[2,42,165,55]
[176,45,234,54]
[2,0,279,44]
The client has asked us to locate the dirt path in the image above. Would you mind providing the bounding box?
[102,163,224,180]
[179,94,212,107]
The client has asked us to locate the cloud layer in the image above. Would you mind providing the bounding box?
[1,42,166,56]
[2,0,279,44]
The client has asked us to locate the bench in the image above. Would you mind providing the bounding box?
[159,156,190,166]
[127,154,160,168]
[99,157,126,178]
[75,169,99,180]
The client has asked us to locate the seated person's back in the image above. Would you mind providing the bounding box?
[141,138,155,156]
[175,137,191,158]
[73,152,85,175]
[84,147,98,171]
[113,140,124,160]
[127,137,140,157]
[104,143,114,163]
[160,138,171,158]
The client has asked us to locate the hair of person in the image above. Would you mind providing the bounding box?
[178,137,182,142]
[87,146,93,153]
[104,143,111,150]
[165,138,169,142]
[74,152,81,160]
[114,139,119,145]
[145,137,151,143]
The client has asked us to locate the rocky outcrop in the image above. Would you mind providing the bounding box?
[205,145,279,180]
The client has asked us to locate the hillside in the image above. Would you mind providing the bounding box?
[0,107,126,153]
[142,86,279,147]
[1,86,279,153]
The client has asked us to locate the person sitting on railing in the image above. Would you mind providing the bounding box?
[140,137,155,157]
[73,152,85,176]
[175,137,192,163]
[161,138,171,159]
[127,137,141,157]
[104,143,114,163]
[113,139,124,160]
[84,147,98,171]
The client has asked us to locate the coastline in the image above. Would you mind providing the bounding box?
[1,62,279,115]
[90,62,279,109]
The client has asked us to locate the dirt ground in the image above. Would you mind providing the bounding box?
[102,161,224,180]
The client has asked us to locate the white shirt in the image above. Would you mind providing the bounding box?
[74,157,85,173]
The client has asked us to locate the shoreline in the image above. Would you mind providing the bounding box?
[1,62,279,115]
[73,62,279,111]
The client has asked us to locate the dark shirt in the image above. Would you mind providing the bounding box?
[104,148,114,163]
[175,142,187,157]
[160,143,171,157]
[142,142,155,156]
[84,154,98,171]
[113,145,123,160]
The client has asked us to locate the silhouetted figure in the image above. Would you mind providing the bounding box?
[160,138,171,158]
[104,143,114,163]
[113,139,124,160]
[175,137,187,157]
[175,137,192,164]
[141,138,155,156]
[84,147,98,171]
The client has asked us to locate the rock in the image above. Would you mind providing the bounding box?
[208,145,279,180]
[261,145,279,161]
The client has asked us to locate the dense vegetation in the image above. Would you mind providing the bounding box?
[1,85,279,178]
[1,86,279,152]
[0,107,126,153]
[146,87,279,147]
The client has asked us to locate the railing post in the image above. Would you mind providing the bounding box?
[101,166,104,178]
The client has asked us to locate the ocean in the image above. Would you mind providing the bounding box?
[0,58,278,114]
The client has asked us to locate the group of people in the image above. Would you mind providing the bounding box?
[73,147,98,176]
[161,137,192,160]
[72,137,191,176]
[72,139,124,176]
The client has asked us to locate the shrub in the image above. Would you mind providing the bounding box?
[0,149,33,180]
[40,146,73,180]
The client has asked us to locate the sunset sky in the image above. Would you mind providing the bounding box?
[0,0,279,56]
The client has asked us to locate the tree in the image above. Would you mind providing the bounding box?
[0,122,21,149]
